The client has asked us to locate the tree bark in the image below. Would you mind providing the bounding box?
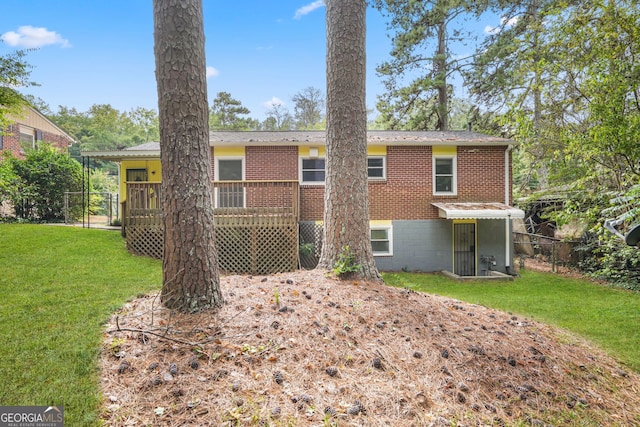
[436,18,448,131]
[319,0,380,281]
[153,0,223,312]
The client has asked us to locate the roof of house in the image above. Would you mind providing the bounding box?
[81,130,515,160]
[9,105,76,143]
[209,130,512,145]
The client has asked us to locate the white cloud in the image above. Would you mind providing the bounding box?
[1,26,70,48]
[206,66,219,78]
[294,0,325,19]
[263,97,285,109]
[484,15,519,35]
[484,25,500,35]
[503,16,519,27]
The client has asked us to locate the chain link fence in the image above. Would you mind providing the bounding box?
[513,231,583,272]
[64,192,119,227]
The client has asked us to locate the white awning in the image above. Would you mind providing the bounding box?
[432,202,525,220]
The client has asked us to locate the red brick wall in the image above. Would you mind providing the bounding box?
[41,131,71,154]
[456,146,506,202]
[246,146,298,180]
[0,125,20,157]
[370,146,432,220]
[1,124,71,159]
[208,144,510,222]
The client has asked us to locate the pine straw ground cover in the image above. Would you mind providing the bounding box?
[100,270,640,426]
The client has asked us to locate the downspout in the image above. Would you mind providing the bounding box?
[505,145,514,273]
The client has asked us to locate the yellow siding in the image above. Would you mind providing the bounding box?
[370,219,392,226]
[120,159,162,201]
[368,146,387,156]
[214,146,246,157]
[432,146,457,156]
[299,146,326,157]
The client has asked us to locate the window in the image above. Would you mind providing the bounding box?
[216,158,244,208]
[367,156,386,180]
[433,156,456,195]
[300,158,325,184]
[19,132,34,153]
[371,226,392,256]
[126,168,148,182]
[0,135,3,150]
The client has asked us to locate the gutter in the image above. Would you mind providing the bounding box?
[505,145,514,272]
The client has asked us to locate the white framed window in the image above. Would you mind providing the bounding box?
[215,157,245,208]
[300,157,325,184]
[433,155,457,195]
[371,225,393,256]
[367,156,386,180]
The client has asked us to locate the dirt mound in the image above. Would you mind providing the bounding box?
[100,270,640,426]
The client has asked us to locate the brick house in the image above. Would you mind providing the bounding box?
[1,105,74,158]
[81,130,524,276]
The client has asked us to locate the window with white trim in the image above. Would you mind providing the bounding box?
[300,158,325,184]
[433,155,457,195]
[216,158,245,208]
[367,156,386,180]
[371,226,393,256]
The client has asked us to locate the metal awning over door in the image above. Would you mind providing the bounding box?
[433,202,525,219]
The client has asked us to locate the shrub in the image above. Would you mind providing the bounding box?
[7,144,83,221]
[333,245,362,278]
[579,227,640,291]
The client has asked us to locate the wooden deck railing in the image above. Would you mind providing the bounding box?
[123,180,300,229]
[122,180,301,273]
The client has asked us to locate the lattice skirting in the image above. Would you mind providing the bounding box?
[216,225,298,274]
[299,222,323,269]
[125,224,302,275]
[126,225,164,260]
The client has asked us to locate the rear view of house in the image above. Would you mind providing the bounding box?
[82,130,523,276]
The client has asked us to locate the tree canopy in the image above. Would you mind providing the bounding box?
[291,86,325,129]
[0,50,37,130]
[373,0,490,130]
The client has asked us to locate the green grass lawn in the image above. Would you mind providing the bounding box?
[383,270,640,372]
[0,224,161,426]
[1,224,638,425]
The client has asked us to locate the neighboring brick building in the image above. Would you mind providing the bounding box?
[1,105,74,159]
[82,131,523,276]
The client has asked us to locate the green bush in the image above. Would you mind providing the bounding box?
[332,245,362,278]
[0,152,20,206]
[6,144,83,221]
[578,228,640,291]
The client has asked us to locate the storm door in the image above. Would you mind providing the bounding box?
[453,222,476,276]
[217,159,244,208]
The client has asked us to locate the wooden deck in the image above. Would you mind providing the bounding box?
[121,181,301,274]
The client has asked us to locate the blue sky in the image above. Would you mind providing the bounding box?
[0,1,503,121]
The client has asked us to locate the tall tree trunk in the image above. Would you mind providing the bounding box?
[153,0,223,312]
[436,18,448,131]
[530,0,549,188]
[319,0,380,281]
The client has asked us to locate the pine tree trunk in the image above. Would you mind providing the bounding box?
[319,0,380,281]
[153,0,223,312]
[436,18,448,131]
